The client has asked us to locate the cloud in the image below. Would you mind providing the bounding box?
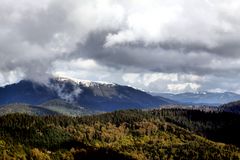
[122,72,202,93]
[167,83,201,93]
[0,0,240,93]
[49,81,82,103]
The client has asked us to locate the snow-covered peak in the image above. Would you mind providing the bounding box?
[192,91,208,95]
[126,85,146,92]
[80,80,116,87]
[55,76,116,87]
[55,77,79,83]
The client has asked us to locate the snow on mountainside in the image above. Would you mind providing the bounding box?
[55,77,116,87]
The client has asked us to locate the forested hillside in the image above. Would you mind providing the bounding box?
[220,100,240,114]
[0,109,240,160]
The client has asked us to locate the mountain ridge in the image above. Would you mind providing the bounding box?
[0,77,171,113]
[151,91,240,105]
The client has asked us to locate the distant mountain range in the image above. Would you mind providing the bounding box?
[0,77,170,114]
[1,77,240,116]
[151,91,240,106]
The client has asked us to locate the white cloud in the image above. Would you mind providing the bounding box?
[167,83,201,93]
[122,73,141,84]
[104,0,240,48]
[121,72,202,93]
[105,1,183,47]
[178,74,204,82]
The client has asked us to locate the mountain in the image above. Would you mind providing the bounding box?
[151,91,240,106]
[0,80,58,105]
[0,77,170,112]
[220,100,240,114]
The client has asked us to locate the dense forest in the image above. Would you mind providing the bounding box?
[0,109,240,160]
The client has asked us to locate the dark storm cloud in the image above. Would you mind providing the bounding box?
[72,31,240,77]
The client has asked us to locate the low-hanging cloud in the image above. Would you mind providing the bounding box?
[1,0,240,92]
[49,81,82,103]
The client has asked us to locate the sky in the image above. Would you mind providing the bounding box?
[1,0,240,93]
